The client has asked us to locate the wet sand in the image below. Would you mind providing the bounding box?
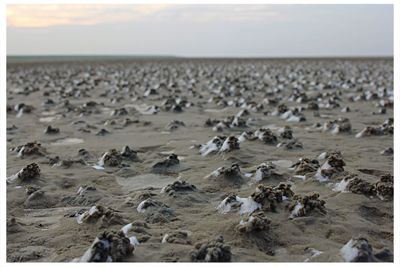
[6,58,393,262]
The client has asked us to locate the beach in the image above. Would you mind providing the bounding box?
[6,58,393,262]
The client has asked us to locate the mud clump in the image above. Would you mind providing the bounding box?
[340,238,373,262]
[374,174,393,201]
[199,136,226,156]
[7,217,25,234]
[291,158,320,175]
[355,118,393,138]
[96,128,111,136]
[54,159,86,168]
[254,162,280,181]
[162,231,191,245]
[347,177,376,196]
[101,149,123,167]
[24,190,56,209]
[137,199,176,224]
[10,142,46,158]
[288,193,326,218]
[44,125,60,134]
[161,181,197,196]
[165,120,185,131]
[25,185,40,195]
[251,184,294,212]
[340,237,392,262]
[380,147,393,156]
[151,154,180,174]
[79,231,134,262]
[62,185,103,206]
[8,163,41,183]
[280,126,293,139]
[120,146,139,161]
[220,136,240,152]
[338,173,393,201]
[207,163,245,187]
[190,236,231,262]
[235,212,271,233]
[278,139,303,150]
[316,153,346,181]
[76,205,126,227]
[323,117,352,134]
[255,128,278,144]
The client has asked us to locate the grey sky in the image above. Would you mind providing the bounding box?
[7,4,393,57]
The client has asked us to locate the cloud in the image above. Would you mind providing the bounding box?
[7,4,280,28]
[156,5,279,22]
[7,4,169,28]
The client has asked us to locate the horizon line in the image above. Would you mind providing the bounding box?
[7,54,394,61]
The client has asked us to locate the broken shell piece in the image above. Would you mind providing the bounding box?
[190,236,231,262]
[332,175,354,193]
[120,221,147,245]
[304,247,323,262]
[216,194,261,215]
[235,212,271,233]
[216,194,240,214]
[340,238,373,262]
[288,193,326,219]
[199,136,226,156]
[282,110,306,122]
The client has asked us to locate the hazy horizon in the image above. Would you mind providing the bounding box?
[7,4,394,57]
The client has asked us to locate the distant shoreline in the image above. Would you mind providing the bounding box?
[7,55,393,64]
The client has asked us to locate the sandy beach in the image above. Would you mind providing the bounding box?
[6,58,393,262]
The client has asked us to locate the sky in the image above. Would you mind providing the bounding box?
[6,4,394,57]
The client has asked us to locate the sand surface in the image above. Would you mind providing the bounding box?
[6,58,393,262]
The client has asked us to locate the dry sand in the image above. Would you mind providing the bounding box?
[6,58,393,262]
